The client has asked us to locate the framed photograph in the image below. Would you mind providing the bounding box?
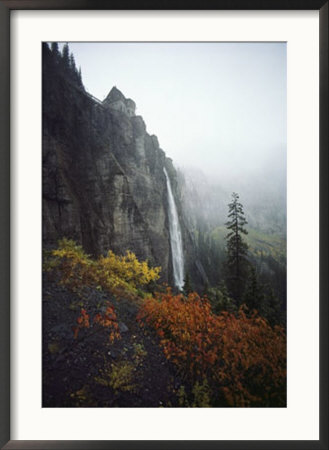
[0,1,328,449]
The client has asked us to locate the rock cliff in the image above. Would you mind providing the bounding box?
[42,44,203,286]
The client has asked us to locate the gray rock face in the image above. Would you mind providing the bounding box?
[103,86,136,117]
[44,68,179,283]
[42,51,206,287]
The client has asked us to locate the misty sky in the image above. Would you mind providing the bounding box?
[63,42,286,182]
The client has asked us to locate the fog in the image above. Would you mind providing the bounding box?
[61,42,286,231]
[64,42,286,180]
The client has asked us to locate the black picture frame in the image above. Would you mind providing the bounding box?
[0,1,328,449]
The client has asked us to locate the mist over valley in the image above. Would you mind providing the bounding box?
[42,42,287,409]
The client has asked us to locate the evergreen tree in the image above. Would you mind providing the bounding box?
[225,192,249,303]
[50,42,60,58]
[69,53,77,72]
[69,53,81,84]
[207,281,236,314]
[243,266,264,313]
[263,286,283,326]
[78,67,83,87]
[183,272,193,296]
[61,43,70,70]
[42,42,52,62]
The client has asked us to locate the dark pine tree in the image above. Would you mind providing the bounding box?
[61,43,70,72]
[242,266,264,314]
[69,53,81,84]
[42,42,52,62]
[183,272,193,296]
[69,53,77,72]
[77,66,83,87]
[207,281,236,314]
[50,42,60,61]
[263,285,284,326]
[225,192,249,303]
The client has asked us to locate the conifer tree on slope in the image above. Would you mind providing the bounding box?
[50,42,60,61]
[62,43,70,69]
[243,265,264,313]
[225,192,249,303]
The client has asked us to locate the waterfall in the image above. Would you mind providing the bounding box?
[163,167,184,290]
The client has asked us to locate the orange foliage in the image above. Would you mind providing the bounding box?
[73,304,120,343]
[138,291,221,377]
[137,290,286,407]
[72,308,90,339]
[214,307,286,406]
[93,305,120,343]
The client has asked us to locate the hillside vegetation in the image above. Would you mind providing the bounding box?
[211,226,286,264]
[43,239,286,407]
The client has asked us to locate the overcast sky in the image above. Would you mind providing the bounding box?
[62,42,286,182]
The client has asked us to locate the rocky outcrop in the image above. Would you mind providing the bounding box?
[42,49,204,286]
[103,86,136,117]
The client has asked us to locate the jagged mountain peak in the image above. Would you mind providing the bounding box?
[104,86,125,103]
[103,86,136,117]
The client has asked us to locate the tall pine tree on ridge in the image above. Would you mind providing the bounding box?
[225,192,249,303]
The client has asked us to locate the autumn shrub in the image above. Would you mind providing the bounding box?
[138,290,222,379]
[176,380,211,407]
[191,379,211,407]
[214,307,286,406]
[45,238,161,296]
[72,308,90,339]
[97,250,160,290]
[44,239,93,293]
[138,290,286,407]
[72,304,120,343]
[94,360,136,393]
[132,342,147,366]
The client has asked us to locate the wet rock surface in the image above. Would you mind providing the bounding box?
[43,276,181,407]
[43,65,173,282]
[42,57,204,287]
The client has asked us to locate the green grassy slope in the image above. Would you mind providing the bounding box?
[211,226,286,266]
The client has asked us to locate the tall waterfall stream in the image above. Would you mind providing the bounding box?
[163,167,184,290]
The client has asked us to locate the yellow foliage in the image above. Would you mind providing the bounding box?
[132,342,147,365]
[177,385,189,407]
[176,381,211,407]
[97,250,160,291]
[46,238,161,296]
[95,360,136,393]
[192,379,211,407]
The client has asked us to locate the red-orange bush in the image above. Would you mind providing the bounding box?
[72,308,90,339]
[73,304,120,343]
[137,290,286,406]
[138,290,221,378]
[214,307,286,406]
[93,304,120,343]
